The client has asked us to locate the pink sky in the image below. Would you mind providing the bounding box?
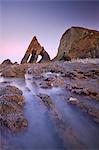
[0,1,99,63]
[0,34,59,63]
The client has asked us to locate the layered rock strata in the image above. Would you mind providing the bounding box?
[0,85,28,132]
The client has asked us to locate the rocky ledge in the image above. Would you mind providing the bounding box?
[27,59,99,123]
[68,97,99,123]
[0,59,99,124]
[0,85,28,132]
[0,63,32,78]
[28,60,99,100]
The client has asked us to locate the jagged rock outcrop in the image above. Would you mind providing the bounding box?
[54,26,99,60]
[39,47,51,63]
[21,36,50,63]
[2,59,13,65]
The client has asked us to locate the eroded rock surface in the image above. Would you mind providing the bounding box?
[27,60,99,100]
[68,97,99,123]
[37,93,83,148]
[0,85,28,132]
[21,36,50,63]
[39,48,50,63]
[54,27,99,60]
[27,60,99,124]
[0,64,31,78]
[0,59,99,149]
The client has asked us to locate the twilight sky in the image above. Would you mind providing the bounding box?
[0,0,99,63]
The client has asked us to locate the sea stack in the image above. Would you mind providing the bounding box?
[21,36,50,63]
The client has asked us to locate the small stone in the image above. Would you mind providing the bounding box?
[68,97,79,105]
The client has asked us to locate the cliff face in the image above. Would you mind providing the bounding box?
[54,27,99,60]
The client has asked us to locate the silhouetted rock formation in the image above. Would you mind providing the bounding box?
[54,26,99,60]
[2,59,13,65]
[21,36,50,63]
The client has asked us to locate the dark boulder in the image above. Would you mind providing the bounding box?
[2,59,13,65]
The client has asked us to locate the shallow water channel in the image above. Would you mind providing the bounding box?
[0,74,99,149]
